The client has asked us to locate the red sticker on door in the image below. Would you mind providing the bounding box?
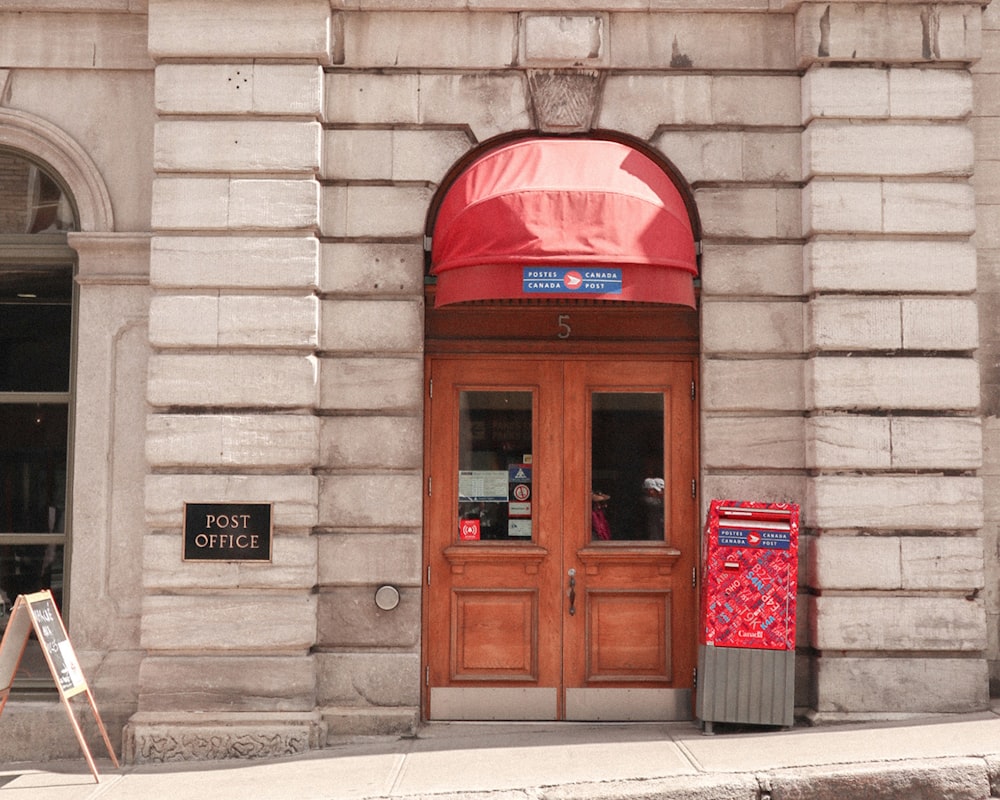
[459,519,481,541]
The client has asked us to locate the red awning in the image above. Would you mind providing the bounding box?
[429,138,698,307]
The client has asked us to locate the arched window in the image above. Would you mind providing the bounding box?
[0,151,77,674]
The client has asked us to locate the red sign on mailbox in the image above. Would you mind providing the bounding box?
[700,499,800,651]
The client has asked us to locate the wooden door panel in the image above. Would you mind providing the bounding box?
[451,588,538,680]
[425,357,563,719]
[585,590,672,681]
[424,355,698,721]
[562,359,697,697]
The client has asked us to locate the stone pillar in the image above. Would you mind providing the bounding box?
[608,18,809,704]
[127,0,329,761]
[797,1,990,719]
[316,10,515,741]
[65,234,150,752]
[974,0,1000,699]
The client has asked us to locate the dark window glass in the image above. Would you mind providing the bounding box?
[0,403,68,533]
[0,151,76,686]
[0,302,72,391]
[0,544,64,611]
[591,393,665,542]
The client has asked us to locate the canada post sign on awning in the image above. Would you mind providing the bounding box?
[522,268,623,295]
[183,502,273,562]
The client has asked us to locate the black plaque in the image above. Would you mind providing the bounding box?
[183,502,273,562]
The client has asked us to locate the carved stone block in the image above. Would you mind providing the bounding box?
[528,70,600,133]
[125,713,325,763]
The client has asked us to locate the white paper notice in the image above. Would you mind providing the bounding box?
[458,470,509,502]
[59,641,85,689]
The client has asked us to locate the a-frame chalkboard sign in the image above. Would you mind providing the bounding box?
[0,590,119,782]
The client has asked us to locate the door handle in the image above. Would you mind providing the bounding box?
[568,568,576,616]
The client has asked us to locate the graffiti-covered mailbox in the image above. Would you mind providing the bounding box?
[696,499,799,733]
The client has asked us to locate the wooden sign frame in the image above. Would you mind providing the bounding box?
[0,590,118,782]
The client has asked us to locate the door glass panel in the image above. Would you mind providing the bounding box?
[591,392,664,542]
[457,391,533,541]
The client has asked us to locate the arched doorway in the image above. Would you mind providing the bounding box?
[422,133,700,721]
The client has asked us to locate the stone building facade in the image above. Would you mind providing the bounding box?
[0,0,997,762]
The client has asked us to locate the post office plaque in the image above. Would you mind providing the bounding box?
[183,502,273,562]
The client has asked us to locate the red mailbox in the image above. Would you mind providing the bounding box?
[701,499,799,650]
[697,498,800,732]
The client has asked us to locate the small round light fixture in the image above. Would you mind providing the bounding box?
[374,585,400,611]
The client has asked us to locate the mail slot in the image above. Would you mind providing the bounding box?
[696,498,800,733]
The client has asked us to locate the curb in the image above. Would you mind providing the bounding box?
[375,757,1000,800]
[763,757,994,800]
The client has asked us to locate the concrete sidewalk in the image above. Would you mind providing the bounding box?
[3,709,1000,800]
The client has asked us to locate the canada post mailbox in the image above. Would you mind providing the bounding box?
[696,499,800,732]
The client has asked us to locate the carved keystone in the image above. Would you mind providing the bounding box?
[527,70,602,134]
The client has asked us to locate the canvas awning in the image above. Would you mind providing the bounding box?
[428,138,698,307]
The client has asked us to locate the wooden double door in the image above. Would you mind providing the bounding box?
[423,355,698,721]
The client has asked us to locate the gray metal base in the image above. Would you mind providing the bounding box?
[695,644,794,729]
